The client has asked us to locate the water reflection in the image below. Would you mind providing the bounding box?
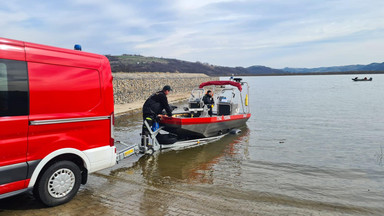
[134,127,250,185]
[134,127,251,216]
[113,100,251,186]
[115,111,142,128]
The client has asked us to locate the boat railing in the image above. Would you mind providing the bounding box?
[184,79,250,116]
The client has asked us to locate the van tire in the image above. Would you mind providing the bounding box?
[34,160,81,206]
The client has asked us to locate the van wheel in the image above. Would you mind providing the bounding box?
[34,160,81,206]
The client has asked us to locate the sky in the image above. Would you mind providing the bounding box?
[1,0,384,68]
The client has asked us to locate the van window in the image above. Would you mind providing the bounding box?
[0,59,29,117]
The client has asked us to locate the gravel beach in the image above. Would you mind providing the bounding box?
[113,72,216,115]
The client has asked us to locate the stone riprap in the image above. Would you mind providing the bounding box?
[113,72,217,104]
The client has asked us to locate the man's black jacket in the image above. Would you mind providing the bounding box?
[203,94,214,105]
[142,91,172,117]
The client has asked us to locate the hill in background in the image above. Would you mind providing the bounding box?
[283,62,384,73]
[106,54,384,76]
[106,54,284,76]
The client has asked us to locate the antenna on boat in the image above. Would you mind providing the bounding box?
[234,78,242,83]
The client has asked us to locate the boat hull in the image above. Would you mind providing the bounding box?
[160,113,251,138]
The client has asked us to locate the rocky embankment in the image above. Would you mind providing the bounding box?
[113,72,217,115]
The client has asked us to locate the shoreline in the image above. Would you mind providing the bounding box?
[114,92,190,116]
[112,72,217,116]
[239,71,384,76]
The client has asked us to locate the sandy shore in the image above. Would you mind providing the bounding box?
[114,92,190,116]
[112,72,215,116]
[113,72,210,79]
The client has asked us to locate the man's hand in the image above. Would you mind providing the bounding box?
[158,114,172,120]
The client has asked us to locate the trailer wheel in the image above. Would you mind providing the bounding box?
[34,160,81,206]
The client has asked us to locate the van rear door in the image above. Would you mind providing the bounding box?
[0,40,29,195]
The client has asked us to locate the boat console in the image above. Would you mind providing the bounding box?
[186,88,205,117]
[217,88,239,116]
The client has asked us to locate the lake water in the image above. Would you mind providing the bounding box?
[3,74,384,216]
[113,74,384,215]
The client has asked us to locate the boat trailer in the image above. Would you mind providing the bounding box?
[115,120,226,162]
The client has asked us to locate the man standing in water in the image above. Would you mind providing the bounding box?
[141,85,173,151]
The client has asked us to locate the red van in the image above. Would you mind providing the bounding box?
[0,38,116,206]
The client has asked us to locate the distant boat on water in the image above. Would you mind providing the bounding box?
[352,77,372,81]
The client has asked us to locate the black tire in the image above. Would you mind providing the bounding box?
[34,160,82,207]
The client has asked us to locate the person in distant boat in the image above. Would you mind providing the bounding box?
[203,90,214,117]
[364,77,367,80]
[141,85,173,148]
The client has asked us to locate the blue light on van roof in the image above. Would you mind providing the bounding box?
[74,44,82,51]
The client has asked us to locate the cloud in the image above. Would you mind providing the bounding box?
[1,0,384,68]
